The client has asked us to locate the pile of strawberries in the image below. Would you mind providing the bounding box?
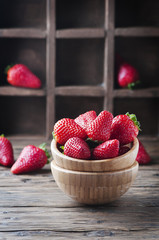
[0,135,50,174]
[54,110,151,164]
[0,110,151,175]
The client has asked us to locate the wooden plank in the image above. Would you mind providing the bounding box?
[0,230,159,240]
[115,27,159,37]
[113,87,159,98]
[103,0,114,112]
[0,28,46,39]
[0,206,159,232]
[55,86,105,97]
[0,86,46,96]
[56,28,105,39]
[46,0,56,139]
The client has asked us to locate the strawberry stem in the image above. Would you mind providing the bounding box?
[126,112,141,131]
[0,134,4,137]
[127,80,141,90]
[4,64,14,74]
[39,143,51,163]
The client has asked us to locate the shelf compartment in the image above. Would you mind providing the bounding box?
[56,39,104,86]
[0,29,46,39]
[55,96,104,121]
[115,0,159,27]
[113,87,159,98]
[0,86,46,97]
[0,38,46,87]
[0,0,46,29]
[1,96,46,136]
[55,86,105,97]
[115,37,159,89]
[56,0,105,29]
[56,29,105,39]
[114,98,158,137]
[115,27,159,37]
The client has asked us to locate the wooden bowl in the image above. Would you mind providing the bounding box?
[51,161,139,205]
[51,138,139,172]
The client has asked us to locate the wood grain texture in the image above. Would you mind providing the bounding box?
[0,138,159,239]
[55,86,105,97]
[0,86,46,96]
[113,87,159,98]
[51,138,139,172]
[51,161,139,205]
[0,28,46,39]
[56,28,105,39]
[115,27,159,37]
[46,0,56,139]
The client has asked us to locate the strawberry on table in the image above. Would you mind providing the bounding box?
[53,118,87,145]
[86,110,113,142]
[92,139,119,160]
[64,137,91,160]
[118,63,140,89]
[6,64,41,89]
[110,112,140,145]
[0,135,14,167]
[136,140,151,165]
[11,143,50,174]
[75,110,97,131]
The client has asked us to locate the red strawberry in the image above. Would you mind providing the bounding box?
[119,146,130,156]
[75,110,97,131]
[92,139,119,160]
[136,140,151,165]
[64,137,91,160]
[11,143,50,174]
[110,112,140,145]
[6,64,41,89]
[118,63,140,89]
[53,118,87,145]
[0,135,14,167]
[86,110,113,142]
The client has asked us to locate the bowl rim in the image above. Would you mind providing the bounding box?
[51,137,139,163]
[51,160,139,175]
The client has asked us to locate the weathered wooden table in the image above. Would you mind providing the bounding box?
[0,138,159,239]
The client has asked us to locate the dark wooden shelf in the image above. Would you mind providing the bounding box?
[113,87,159,98]
[0,86,46,96]
[115,27,159,37]
[55,85,105,96]
[0,28,46,39]
[56,28,105,39]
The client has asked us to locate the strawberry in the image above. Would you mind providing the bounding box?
[11,143,50,174]
[53,118,87,145]
[0,135,14,167]
[119,146,130,156]
[6,64,41,89]
[118,63,140,89]
[86,110,113,142]
[64,137,91,160]
[75,110,97,131]
[110,112,140,145]
[136,140,151,165]
[92,139,119,160]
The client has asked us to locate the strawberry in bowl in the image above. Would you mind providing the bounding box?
[51,110,140,205]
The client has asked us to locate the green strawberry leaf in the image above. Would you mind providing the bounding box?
[4,64,14,74]
[60,145,64,154]
[39,143,51,163]
[0,134,4,137]
[126,112,141,131]
[52,131,55,139]
[127,80,141,90]
[86,138,102,149]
